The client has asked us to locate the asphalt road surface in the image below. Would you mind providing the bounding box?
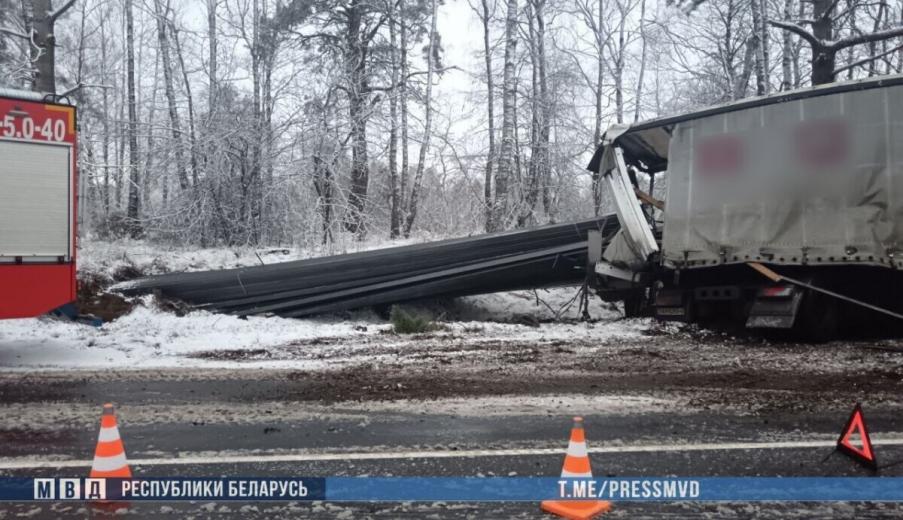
[3,319,903,518]
[2,362,903,519]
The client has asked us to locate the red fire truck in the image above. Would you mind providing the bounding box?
[0,89,77,319]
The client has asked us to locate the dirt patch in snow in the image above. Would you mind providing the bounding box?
[75,272,135,321]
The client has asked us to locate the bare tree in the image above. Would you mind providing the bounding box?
[771,0,903,84]
[207,0,217,117]
[153,0,189,191]
[399,0,410,231]
[572,0,608,215]
[749,0,766,94]
[780,0,793,90]
[519,0,550,227]
[170,17,200,187]
[403,0,439,237]
[387,0,401,238]
[469,0,496,230]
[341,0,386,236]
[28,0,76,93]
[634,0,648,121]
[99,1,111,215]
[125,0,141,235]
[490,0,518,232]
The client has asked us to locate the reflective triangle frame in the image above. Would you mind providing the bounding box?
[836,403,877,471]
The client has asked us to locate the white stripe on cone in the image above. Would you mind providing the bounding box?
[561,469,593,477]
[566,441,588,458]
[91,453,128,473]
[97,427,120,443]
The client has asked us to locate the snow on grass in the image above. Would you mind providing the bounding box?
[77,232,449,281]
[0,288,643,371]
[0,297,385,370]
[453,287,620,322]
[0,235,639,371]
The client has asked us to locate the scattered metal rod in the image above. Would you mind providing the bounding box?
[116,216,620,318]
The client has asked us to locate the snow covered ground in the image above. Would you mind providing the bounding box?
[0,288,636,370]
[2,236,634,370]
[76,234,460,282]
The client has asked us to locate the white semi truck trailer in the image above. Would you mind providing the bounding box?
[589,74,903,340]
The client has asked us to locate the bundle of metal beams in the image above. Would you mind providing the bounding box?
[115,216,620,318]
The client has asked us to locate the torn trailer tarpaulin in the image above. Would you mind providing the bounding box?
[586,73,903,271]
[114,216,620,318]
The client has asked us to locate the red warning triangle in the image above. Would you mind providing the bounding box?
[836,403,877,470]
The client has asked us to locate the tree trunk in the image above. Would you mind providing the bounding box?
[249,0,262,244]
[399,0,410,224]
[480,0,495,231]
[116,68,125,210]
[490,0,518,232]
[750,0,766,95]
[518,0,551,225]
[793,0,804,86]
[19,0,34,91]
[535,0,551,219]
[207,0,217,118]
[781,0,793,90]
[614,1,625,123]
[259,1,276,243]
[811,0,835,85]
[143,52,160,209]
[520,0,540,227]
[634,0,647,121]
[403,0,439,237]
[312,119,336,246]
[592,0,604,216]
[868,2,886,76]
[760,0,770,92]
[100,10,110,215]
[344,1,370,237]
[125,0,141,235]
[73,0,89,231]
[171,20,200,188]
[388,9,401,238]
[735,35,756,99]
[29,0,58,94]
[154,0,190,191]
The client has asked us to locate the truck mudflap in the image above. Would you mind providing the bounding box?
[654,289,691,321]
[746,285,804,329]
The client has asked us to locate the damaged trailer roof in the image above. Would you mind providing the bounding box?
[586,73,903,173]
[583,72,903,271]
[115,216,620,318]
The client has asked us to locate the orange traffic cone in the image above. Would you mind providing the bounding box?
[90,403,131,478]
[541,417,612,520]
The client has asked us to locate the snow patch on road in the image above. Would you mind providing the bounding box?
[0,393,673,431]
[337,393,681,416]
